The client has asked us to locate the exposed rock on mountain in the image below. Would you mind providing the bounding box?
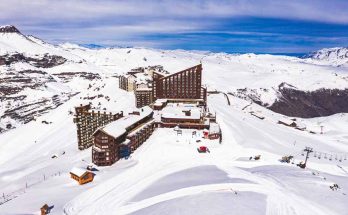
[303,47,348,67]
[53,72,101,82]
[0,53,67,68]
[0,25,20,33]
[0,25,348,132]
[269,87,348,118]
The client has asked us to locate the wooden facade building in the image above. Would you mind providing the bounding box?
[92,107,154,166]
[70,167,94,185]
[135,88,153,108]
[119,64,207,108]
[119,75,127,91]
[152,64,207,107]
[73,104,123,150]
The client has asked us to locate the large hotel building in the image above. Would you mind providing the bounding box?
[72,64,221,167]
[119,64,207,108]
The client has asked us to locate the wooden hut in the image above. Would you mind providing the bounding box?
[208,123,221,140]
[40,204,49,215]
[278,118,297,127]
[70,167,94,185]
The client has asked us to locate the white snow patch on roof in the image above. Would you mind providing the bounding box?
[101,106,153,138]
[209,123,220,134]
[161,103,202,120]
[70,167,87,177]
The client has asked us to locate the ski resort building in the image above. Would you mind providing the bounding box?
[118,64,207,108]
[118,65,166,93]
[73,104,123,150]
[203,122,221,140]
[69,167,94,185]
[92,106,154,166]
[152,64,207,107]
[155,102,216,130]
[135,87,153,108]
[159,103,204,128]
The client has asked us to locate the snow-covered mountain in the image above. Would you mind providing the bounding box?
[1,25,348,132]
[0,25,348,215]
[303,47,348,67]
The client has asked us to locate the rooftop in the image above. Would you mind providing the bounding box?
[127,119,155,137]
[209,122,220,134]
[70,167,88,177]
[161,103,202,120]
[99,106,153,139]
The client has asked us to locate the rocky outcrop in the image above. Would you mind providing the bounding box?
[269,87,348,118]
[0,69,55,95]
[304,47,348,60]
[53,72,101,82]
[303,47,348,67]
[0,25,20,33]
[0,53,67,68]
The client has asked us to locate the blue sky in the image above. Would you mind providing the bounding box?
[1,0,347,54]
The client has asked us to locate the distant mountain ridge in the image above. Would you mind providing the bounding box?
[1,25,348,133]
[303,47,348,67]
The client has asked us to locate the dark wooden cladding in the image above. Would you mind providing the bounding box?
[73,104,123,150]
[135,89,153,108]
[92,130,122,166]
[119,75,127,91]
[153,64,203,101]
[92,113,154,166]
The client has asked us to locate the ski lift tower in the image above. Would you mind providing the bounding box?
[302,147,313,168]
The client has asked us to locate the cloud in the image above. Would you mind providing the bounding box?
[1,0,348,24]
[0,0,347,52]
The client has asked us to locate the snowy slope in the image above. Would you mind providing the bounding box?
[0,90,347,215]
[303,47,348,67]
[1,26,347,124]
[0,25,348,215]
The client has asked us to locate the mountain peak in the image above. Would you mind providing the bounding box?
[0,25,21,33]
[302,47,348,67]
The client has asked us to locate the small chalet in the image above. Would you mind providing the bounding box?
[70,167,94,185]
[250,111,265,120]
[40,204,49,215]
[278,118,297,127]
[203,122,221,140]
